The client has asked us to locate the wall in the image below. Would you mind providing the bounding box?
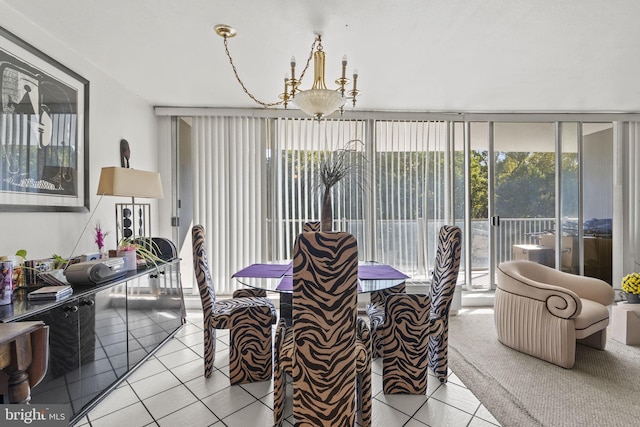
[0,8,160,260]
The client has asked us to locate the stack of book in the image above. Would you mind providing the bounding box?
[28,285,73,301]
[39,269,71,287]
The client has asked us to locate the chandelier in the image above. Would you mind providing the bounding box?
[214,24,360,120]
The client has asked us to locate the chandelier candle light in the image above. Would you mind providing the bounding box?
[214,24,360,120]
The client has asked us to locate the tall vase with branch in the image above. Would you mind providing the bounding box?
[317,139,367,232]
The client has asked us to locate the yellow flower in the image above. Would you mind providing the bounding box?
[622,273,640,294]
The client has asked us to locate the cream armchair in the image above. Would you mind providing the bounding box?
[495,260,615,369]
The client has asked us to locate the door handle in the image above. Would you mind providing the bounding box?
[491,216,500,227]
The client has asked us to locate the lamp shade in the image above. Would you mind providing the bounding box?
[292,89,345,119]
[97,167,164,199]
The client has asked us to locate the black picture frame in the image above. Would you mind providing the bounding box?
[0,25,89,212]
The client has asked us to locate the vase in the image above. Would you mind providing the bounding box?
[117,250,137,271]
[625,292,640,304]
[321,188,333,232]
[0,260,13,305]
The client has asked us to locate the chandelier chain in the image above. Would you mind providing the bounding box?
[221,35,319,108]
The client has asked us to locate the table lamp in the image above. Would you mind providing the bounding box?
[96,167,164,244]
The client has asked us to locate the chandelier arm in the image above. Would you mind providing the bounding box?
[222,37,283,108]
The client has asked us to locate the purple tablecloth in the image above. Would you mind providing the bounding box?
[276,277,293,291]
[231,263,291,278]
[358,264,409,280]
[235,262,407,292]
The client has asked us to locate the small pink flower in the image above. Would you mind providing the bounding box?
[119,243,137,252]
[95,223,110,250]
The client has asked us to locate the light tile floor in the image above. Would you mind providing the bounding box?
[75,310,501,427]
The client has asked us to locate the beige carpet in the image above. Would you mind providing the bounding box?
[447,308,640,427]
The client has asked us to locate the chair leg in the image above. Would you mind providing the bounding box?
[273,361,286,426]
[228,306,274,384]
[273,321,288,427]
[428,321,450,383]
[203,324,216,379]
[578,329,607,350]
[357,362,372,426]
[371,326,384,359]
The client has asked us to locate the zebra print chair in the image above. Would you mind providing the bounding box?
[381,225,462,393]
[428,225,462,383]
[366,282,406,359]
[191,225,276,385]
[279,220,322,323]
[382,293,431,394]
[302,221,321,232]
[273,232,372,427]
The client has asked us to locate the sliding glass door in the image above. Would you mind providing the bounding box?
[174,114,613,295]
[464,121,612,291]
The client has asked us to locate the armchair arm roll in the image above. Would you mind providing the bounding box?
[497,262,581,319]
[543,270,615,306]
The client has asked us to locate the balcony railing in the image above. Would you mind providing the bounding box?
[274,217,558,287]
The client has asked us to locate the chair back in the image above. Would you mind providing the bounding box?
[192,225,216,311]
[430,225,462,318]
[302,221,321,232]
[292,231,359,426]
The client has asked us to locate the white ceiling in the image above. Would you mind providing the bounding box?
[3,0,640,115]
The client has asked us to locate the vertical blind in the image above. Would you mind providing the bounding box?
[191,115,453,293]
[269,118,451,280]
[191,116,267,294]
[268,118,366,261]
[373,120,450,279]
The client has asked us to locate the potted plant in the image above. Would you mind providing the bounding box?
[621,273,640,303]
[316,139,367,232]
[117,241,138,271]
[117,237,163,271]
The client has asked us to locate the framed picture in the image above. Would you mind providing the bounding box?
[0,26,89,212]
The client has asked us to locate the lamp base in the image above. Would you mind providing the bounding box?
[115,202,152,243]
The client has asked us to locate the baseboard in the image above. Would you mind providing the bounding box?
[462,290,495,307]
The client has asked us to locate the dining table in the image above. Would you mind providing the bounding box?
[232,261,409,324]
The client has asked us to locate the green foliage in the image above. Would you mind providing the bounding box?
[469,151,489,219]
[494,151,577,218]
[276,141,572,223]
[51,254,67,269]
[119,237,163,268]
